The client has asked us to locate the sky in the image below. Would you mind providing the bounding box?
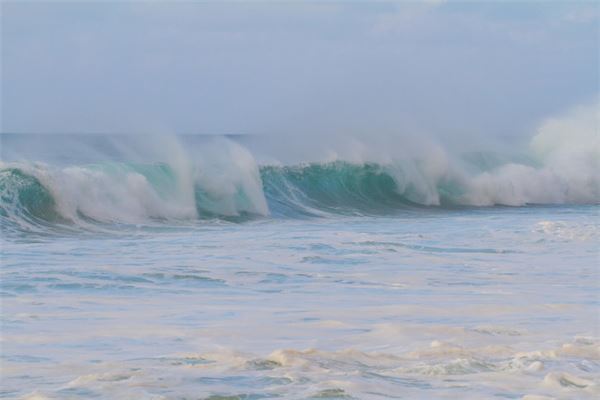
[1,1,598,140]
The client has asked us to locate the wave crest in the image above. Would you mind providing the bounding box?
[1,99,598,231]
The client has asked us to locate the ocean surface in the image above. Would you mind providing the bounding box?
[1,134,599,399]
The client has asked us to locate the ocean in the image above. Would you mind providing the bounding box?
[1,134,598,399]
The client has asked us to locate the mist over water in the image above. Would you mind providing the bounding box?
[1,100,598,232]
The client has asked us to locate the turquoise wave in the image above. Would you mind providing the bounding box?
[0,161,457,229]
[1,157,597,231]
[263,162,426,217]
[0,168,63,225]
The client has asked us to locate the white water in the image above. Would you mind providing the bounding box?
[2,101,598,227]
[1,207,599,399]
[1,101,599,399]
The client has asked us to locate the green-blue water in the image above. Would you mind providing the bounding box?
[1,135,598,399]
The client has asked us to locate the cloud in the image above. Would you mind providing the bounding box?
[564,5,599,24]
[371,1,445,34]
[0,1,598,138]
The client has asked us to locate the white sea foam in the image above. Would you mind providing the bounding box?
[1,137,269,224]
[465,100,599,205]
[2,205,598,399]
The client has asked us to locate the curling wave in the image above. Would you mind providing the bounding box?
[1,100,598,231]
[0,161,428,231]
[1,156,598,232]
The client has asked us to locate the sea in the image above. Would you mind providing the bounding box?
[1,133,598,400]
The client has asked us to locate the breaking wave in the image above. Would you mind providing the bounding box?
[1,101,598,231]
[1,156,598,232]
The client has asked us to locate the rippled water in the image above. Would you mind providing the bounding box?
[1,206,599,399]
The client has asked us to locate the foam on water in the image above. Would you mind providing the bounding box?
[1,102,598,398]
[1,206,598,399]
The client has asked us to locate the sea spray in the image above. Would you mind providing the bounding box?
[1,101,598,230]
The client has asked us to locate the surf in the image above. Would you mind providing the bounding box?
[1,156,598,233]
[1,101,598,231]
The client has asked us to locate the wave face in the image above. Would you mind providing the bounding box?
[0,168,64,233]
[0,161,424,230]
[263,162,444,217]
[1,100,599,231]
[1,156,598,232]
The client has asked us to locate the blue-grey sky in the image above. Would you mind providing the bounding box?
[1,1,598,138]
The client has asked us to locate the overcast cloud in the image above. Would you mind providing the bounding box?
[1,1,598,139]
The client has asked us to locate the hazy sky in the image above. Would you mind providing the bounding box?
[1,1,598,138]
